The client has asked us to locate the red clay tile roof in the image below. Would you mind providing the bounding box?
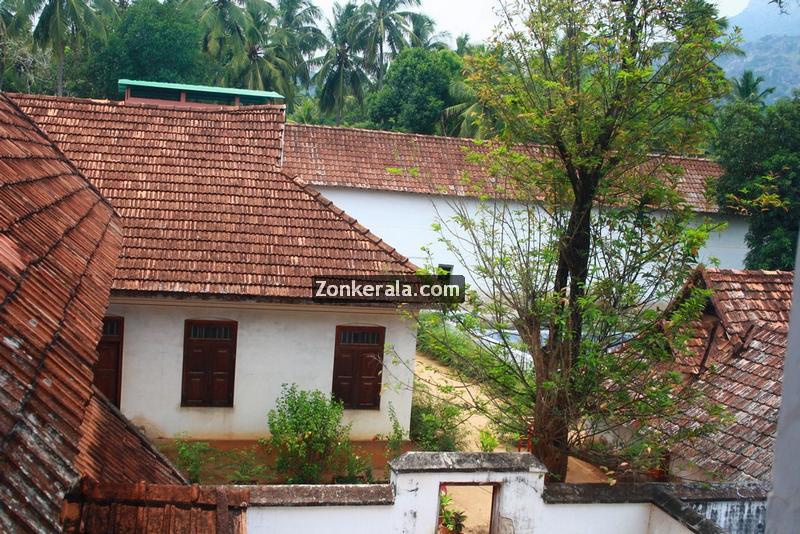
[13,94,415,300]
[77,390,187,486]
[0,93,185,532]
[670,268,792,482]
[64,482,248,534]
[283,123,723,213]
[0,92,124,532]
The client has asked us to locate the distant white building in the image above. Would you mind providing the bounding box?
[284,124,749,274]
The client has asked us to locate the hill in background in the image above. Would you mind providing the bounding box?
[718,0,800,101]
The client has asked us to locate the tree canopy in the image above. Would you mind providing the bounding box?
[713,95,800,270]
[424,0,734,480]
[368,47,461,134]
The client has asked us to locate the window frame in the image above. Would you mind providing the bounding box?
[332,325,386,410]
[181,319,238,408]
[95,316,124,407]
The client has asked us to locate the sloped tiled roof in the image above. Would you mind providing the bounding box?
[283,123,723,213]
[13,94,415,300]
[0,92,185,532]
[670,268,791,482]
[0,92,124,532]
[76,391,186,486]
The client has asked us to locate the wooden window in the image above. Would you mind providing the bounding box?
[181,320,237,407]
[332,326,385,410]
[95,317,124,407]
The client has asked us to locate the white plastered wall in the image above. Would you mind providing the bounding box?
[316,187,749,275]
[109,297,417,440]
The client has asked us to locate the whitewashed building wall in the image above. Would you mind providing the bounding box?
[317,187,749,274]
[109,297,417,440]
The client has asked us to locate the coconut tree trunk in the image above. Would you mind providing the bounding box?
[377,38,384,88]
[56,44,65,96]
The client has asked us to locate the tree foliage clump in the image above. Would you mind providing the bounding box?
[369,47,461,134]
[713,94,800,270]
[421,0,734,480]
[69,0,209,98]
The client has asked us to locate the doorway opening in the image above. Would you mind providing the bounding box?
[438,483,498,534]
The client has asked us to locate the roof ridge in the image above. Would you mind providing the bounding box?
[282,170,418,272]
[286,121,479,143]
[9,92,286,115]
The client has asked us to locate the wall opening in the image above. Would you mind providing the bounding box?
[438,483,498,534]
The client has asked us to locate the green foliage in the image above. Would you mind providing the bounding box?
[313,2,369,125]
[430,0,733,480]
[69,0,210,98]
[439,491,467,533]
[224,446,269,484]
[381,404,405,461]
[713,95,800,269]
[368,47,461,134]
[730,70,775,105]
[410,385,466,452]
[267,383,366,483]
[478,428,499,452]
[174,436,214,483]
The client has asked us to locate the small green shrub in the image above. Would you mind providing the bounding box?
[439,491,467,533]
[478,428,499,452]
[174,436,214,483]
[225,446,268,484]
[381,404,406,461]
[410,388,466,452]
[267,384,357,483]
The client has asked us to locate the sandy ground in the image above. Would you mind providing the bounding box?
[414,352,605,533]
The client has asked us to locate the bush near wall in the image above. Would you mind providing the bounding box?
[266,384,371,484]
[410,384,467,452]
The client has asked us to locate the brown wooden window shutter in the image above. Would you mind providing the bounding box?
[332,326,385,410]
[95,317,124,407]
[181,320,237,407]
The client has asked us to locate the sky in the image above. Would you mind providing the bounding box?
[313,0,752,46]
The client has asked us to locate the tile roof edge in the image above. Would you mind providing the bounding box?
[8,92,286,115]
[283,171,419,273]
[87,388,189,485]
[286,123,717,163]
[2,93,118,216]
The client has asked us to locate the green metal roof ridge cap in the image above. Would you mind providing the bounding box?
[117,79,284,99]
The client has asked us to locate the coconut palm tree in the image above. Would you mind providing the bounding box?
[731,70,775,105]
[184,0,253,65]
[408,12,448,50]
[314,1,368,125]
[358,0,418,87]
[273,0,324,88]
[19,0,113,95]
[226,0,293,97]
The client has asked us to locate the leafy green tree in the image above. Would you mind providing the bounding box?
[67,0,209,98]
[426,0,732,480]
[731,70,775,105]
[368,47,460,134]
[19,0,115,94]
[713,96,800,270]
[359,0,418,87]
[314,1,369,125]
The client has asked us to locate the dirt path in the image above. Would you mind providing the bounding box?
[414,352,605,533]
